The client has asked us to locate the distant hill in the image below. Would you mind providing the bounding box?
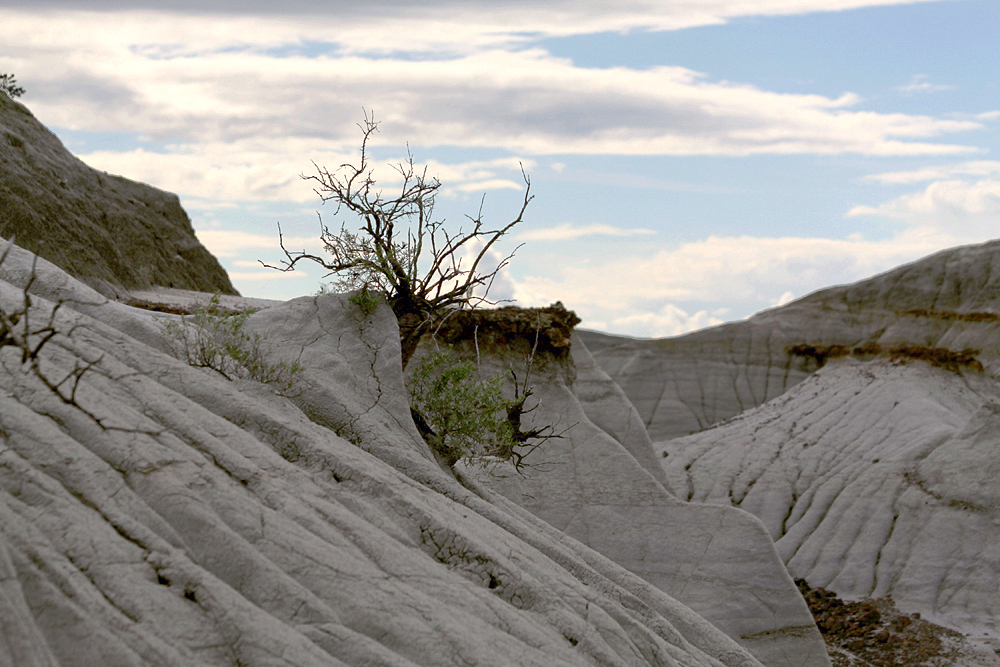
[580,239,1000,441]
[582,238,1000,654]
[0,92,236,297]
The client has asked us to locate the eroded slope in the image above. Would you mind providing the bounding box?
[583,239,1000,442]
[0,240,762,667]
[658,357,1000,643]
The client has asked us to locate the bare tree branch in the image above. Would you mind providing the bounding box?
[260,112,532,366]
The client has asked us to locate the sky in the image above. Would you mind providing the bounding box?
[2,0,998,338]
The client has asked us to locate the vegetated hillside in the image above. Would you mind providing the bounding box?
[580,239,1000,442]
[0,238,772,667]
[407,308,831,667]
[657,357,1000,657]
[0,92,235,297]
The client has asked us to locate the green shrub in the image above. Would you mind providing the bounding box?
[348,287,381,316]
[407,348,515,467]
[161,295,302,391]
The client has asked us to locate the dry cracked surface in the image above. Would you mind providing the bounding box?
[0,238,770,667]
[658,358,1000,646]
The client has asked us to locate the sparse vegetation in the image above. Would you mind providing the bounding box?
[408,348,516,467]
[0,73,24,99]
[161,294,302,392]
[348,287,381,316]
[788,342,982,373]
[407,306,577,472]
[262,112,531,367]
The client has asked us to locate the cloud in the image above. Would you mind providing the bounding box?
[517,223,656,241]
[227,270,307,280]
[589,304,726,339]
[848,178,1000,235]
[508,232,953,336]
[195,229,320,257]
[862,160,1000,185]
[3,9,980,174]
[772,291,796,307]
[850,160,1000,243]
[78,146,533,203]
[0,2,948,57]
[896,74,955,95]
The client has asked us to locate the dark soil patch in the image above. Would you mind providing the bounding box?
[797,578,963,666]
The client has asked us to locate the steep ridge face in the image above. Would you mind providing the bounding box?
[0,239,766,667]
[0,93,236,297]
[657,357,1000,645]
[581,239,1000,442]
[418,312,831,667]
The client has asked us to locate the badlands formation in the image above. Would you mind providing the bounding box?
[0,238,822,667]
[584,241,1000,660]
[0,95,831,666]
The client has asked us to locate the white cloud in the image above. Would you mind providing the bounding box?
[195,229,320,257]
[0,3,947,57]
[227,270,307,281]
[78,146,534,203]
[863,160,1000,185]
[508,232,952,336]
[517,223,657,241]
[848,178,1000,235]
[850,160,1000,243]
[591,304,726,339]
[1,8,977,188]
[773,291,796,307]
[896,74,955,95]
[449,179,526,194]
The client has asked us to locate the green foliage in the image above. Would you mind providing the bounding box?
[161,295,302,391]
[348,287,381,316]
[408,349,515,467]
[0,73,25,99]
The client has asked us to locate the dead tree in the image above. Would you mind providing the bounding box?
[262,112,531,367]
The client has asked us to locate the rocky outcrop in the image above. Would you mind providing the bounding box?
[418,311,831,667]
[577,238,1000,651]
[581,239,1000,442]
[0,93,236,297]
[0,239,767,667]
[658,357,1000,644]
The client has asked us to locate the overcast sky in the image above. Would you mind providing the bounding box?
[2,0,997,337]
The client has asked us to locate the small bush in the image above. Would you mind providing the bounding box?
[0,73,24,99]
[348,288,381,316]
[161,295,302,391]
[407,348,515,467]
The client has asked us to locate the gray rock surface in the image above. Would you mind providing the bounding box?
[577,238,1000,648]
[581,239,1000,442]
[0,93,236,297]
[421,325,830,667]
[658,357,1000,642]
[0,239,766,667]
